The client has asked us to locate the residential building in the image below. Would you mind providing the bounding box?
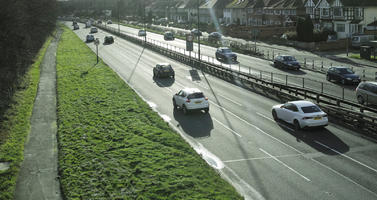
[224,0,250,25]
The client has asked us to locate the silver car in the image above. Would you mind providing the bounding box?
[356,82,377,105]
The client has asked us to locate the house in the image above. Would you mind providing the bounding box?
[224,0,250,25]
[304,0,376,39]
[199,0,232,24]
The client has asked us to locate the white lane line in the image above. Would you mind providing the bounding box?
[315,141,377,173]
[256,112,274,122]
[216,94,242,106]
[224,153,303,163]
[213,118,242,138]
[311,158,377,197]
[259,148,311,182]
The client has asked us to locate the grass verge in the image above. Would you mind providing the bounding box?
[0,35,53,199]
[57,25,243,199]
[350,54,377,60]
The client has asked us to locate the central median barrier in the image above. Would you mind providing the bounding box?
[93,22,377,138]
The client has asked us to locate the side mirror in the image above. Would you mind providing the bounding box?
[280,105,284,109]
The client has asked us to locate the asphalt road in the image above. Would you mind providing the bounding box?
[70,23,377,200]
[103,23,370,104]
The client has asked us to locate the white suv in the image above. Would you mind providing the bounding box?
[172,88,209,114]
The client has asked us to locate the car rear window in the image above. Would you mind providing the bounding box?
[187,92,204,99]
[301,106,321,113]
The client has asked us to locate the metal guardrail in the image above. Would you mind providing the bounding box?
[93,23,377,136]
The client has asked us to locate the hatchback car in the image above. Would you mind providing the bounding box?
[90,27,98,33]
[86,34,94,42]
[173,88,209,114]
[163,31,174,40]
[208,32,222,42]
[326,66,360,85]
[272,100,328,130]
[138,30,146,37]
[273,55,300,70]
[191,29,202,37]
[104,36,114,44]
[356,81,377,105]
[216,47,237,63]
[153,63,175,78]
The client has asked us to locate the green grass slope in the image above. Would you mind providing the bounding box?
[56,25,243,199]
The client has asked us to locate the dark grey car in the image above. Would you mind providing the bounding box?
[153,63,175,78]
[216,47,237,63]
[274,55,300,70]
[356,82,377,105]
[326,66,360,85]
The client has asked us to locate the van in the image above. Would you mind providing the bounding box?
[352,35,375,48]
[356,82,377,105]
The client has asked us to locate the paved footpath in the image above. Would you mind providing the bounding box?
[14,28,62,200]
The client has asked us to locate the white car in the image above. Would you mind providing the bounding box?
[173,88,209,115]
[272,101,328,130]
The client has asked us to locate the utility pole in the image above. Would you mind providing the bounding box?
[197,0,201,65]
[118,0,120,34]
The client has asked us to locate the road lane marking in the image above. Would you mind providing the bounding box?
[259,148,311,182]
[223,153,303,163]
[311,158,377,197]
[213,118,242,138]
[315,141,377,173]
[256,112,274,122]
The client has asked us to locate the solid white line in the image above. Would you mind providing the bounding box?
[217,94,243,106]
[224,153,303,163]
[311,158,377,197]
[259,148,311,182]
[213,118,242,137]
[256,112,274,122]
[315,141,377,173]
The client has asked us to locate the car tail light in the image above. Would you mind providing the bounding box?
[205,97,208,100]
[186,99,191,103]
[302,117,313,120]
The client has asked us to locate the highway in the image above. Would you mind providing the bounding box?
[103,23,371,104]
[69,22,377,200]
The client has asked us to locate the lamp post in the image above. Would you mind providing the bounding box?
[118,0,120,34]
[197,0,201,66]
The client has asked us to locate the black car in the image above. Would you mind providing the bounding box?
[86,34,95,42]
[164,31,174,40]
[90,27,98,33]
[73,24,79,30]
[191,29,202,37]
[326,66,360,85]
[273,55,300,70]
[153,63,175,78]
[104,36,114,44]
[208,32,222,42]
[215,47,237,63]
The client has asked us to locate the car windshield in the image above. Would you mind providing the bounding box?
[352,37,359,41]
[301,105,321,113]
[187,92,204,99]
[162,65,172,70]
[283,56,296,61]
[222,49,232,53]
[338,68,353,74]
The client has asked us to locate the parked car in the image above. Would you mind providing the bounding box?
[107,20,112,24]
[104,36,114,44]
[208,32,222,42]
[326,66,360,85]
[273,55,300,70]
[351,35,375,48]
[272,100,328,130]
[356,81,377,105]
[86,34,94,42]
[215,47,237,63]
[73,24,79,30]
[153,63,175,78]
[163,31,174,40]
[191,29,202,37]
[90,27,98,33]
[138,29,146,36]
[172,88,209,115]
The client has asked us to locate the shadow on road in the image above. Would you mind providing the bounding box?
[173,108,213,138]
[153,76,175,87]
[127,47,145,82]
[189,69,201,81]
[277,120,349,155]
[269,63,307,75]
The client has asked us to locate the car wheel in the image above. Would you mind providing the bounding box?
[272,110,278,120]
[357,95,365,105]
[153,71,156,77]
[326,74,331,81]
[293,120,301,131]
[182,105,188,115]
[204,108,209,113]
[173,99,178,109]
[341,79,346,85]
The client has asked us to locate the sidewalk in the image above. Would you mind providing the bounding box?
[14,29,62,200]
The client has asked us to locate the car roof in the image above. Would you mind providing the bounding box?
[331,66,349,69]
[287,100,316,107]
[157,63,170,66]
[218,47,230,50]
[281,55,294,57]
[182,88,202,94]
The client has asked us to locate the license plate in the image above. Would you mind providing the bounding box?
[164,69,170,72]
[314,117,322,120]
[195,101,202,104]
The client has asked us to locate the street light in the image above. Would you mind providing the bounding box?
[197,0,201,65]
[118,0,120,34]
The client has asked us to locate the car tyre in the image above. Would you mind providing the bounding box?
[357,95,365,105]
[204,108,209,113]
[294,120,301,131]
[182,105,188,115]
[272,110,278,120]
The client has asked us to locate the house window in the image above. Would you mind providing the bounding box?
[275,10,281,15]
[322,8,329,16]
[333,7,342,16]
[336,24,345,32]
[355,8,362,17]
